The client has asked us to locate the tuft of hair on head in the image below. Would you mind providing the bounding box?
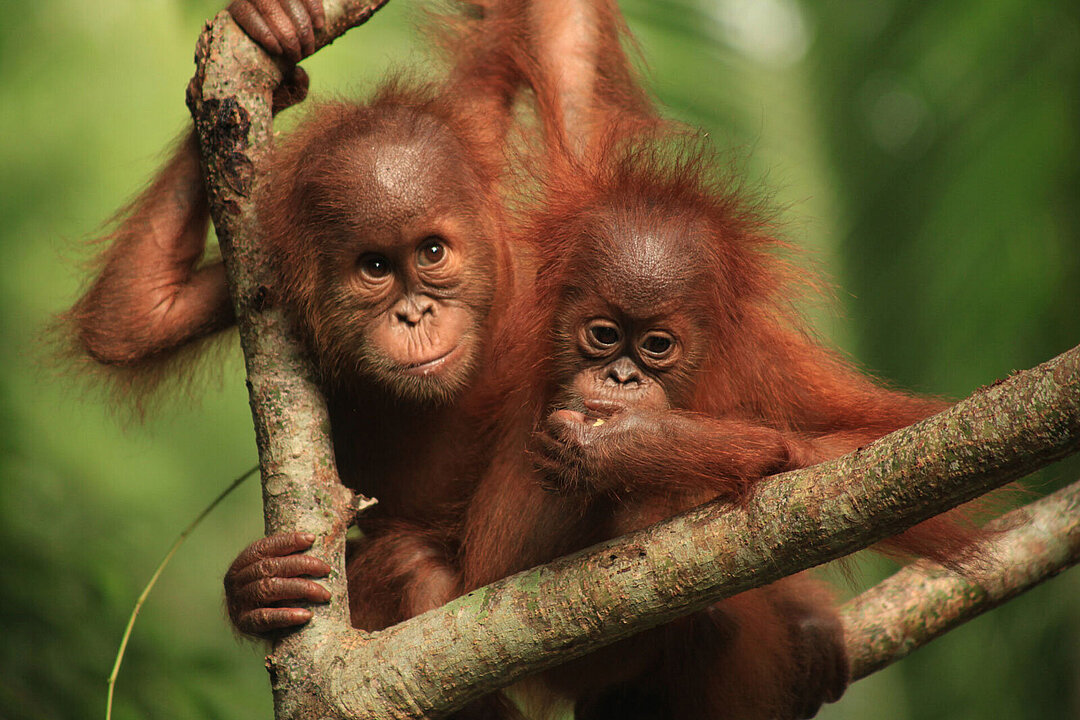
[528,124,807,328]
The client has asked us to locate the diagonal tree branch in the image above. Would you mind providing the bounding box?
[843,478,1080,680]
[186,5,1080,718]
[319,345,1079,718]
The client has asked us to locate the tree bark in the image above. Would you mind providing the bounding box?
[186,5,1080,718]
[843,478,1080,680]
[186,3,389,718]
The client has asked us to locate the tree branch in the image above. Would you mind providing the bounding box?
[186,4,1080,718]
[843,478,1080,680]
[186,3,389,719]
[319,346,1079,718]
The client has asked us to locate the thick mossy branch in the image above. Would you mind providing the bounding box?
[843,479,1080,680]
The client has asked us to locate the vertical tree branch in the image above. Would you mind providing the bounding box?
[186,3,389,718]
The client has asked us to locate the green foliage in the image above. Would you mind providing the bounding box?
[1,0,1076,718]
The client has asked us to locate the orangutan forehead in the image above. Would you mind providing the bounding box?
[584,206,711,314]
[318,126,479,229]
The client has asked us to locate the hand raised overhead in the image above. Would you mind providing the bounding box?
[228,0,326,62]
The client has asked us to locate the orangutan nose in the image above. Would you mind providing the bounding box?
[606,357,643,386]
[393,295,435,327]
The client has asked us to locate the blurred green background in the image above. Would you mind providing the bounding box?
[1,0,1078,718]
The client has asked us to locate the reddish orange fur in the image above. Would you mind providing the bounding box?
[444,129,974,719]
[452,132,857,718]
[70,4,992,717]
[437,2,991,717]
[52,131,235,412]
[57,66,317,411]
[62,0,540,639]
[473,0,987,564]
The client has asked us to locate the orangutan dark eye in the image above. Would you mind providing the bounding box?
[359,253,391,279]
[417,238,447,267]
[589,323,620,347]
[641,332,675,357]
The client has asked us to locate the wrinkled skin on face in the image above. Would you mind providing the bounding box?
[282,114,501,404]
[530,206,726,494]
[550,205,714,413]
[527,202,829,502]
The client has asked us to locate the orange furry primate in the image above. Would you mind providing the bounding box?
[223,3,988,719]
[225,4,989,720]
[67,1,522,385]
[451,6,987,719]
[443,5,984,718]
[75,1,986,717]
[453,137,958,719]
[65,0,542,633]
